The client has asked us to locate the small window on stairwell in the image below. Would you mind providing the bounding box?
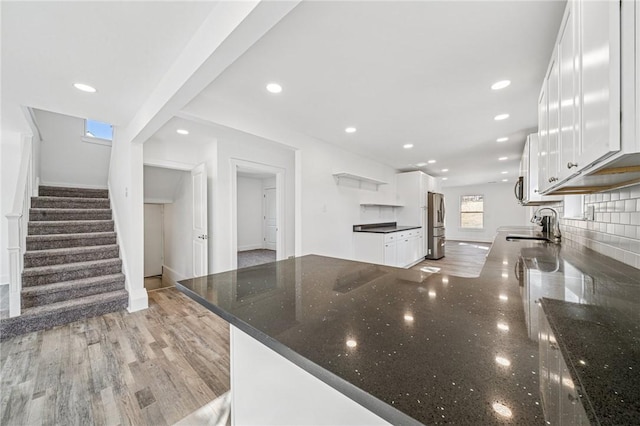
[82,119,113,146]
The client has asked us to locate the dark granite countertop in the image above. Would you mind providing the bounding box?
[177,227,640,425]
[353,222,422,233]
[540,299,640,424]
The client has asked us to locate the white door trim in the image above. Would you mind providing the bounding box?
[230,158,285,269]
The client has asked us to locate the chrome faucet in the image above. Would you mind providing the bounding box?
[531,207,561,243]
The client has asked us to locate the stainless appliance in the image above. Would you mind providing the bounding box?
[426,192,445,259]
[514,176,524,203]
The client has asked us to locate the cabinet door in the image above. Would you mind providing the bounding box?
[578,0,621,168]
[538,82,550,192]
[383,241,397,267]
[558,1,580,181]
[396,238,410,267]
[547,50,561,189]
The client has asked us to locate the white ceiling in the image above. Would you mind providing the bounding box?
[184,0,566,186]
[1,1,216,131]
[2,1,567,188]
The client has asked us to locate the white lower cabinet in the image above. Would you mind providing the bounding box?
[354,229,423,268]
[539,308,590,425]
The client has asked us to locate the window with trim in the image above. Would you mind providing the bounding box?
[83,119,113,145]
[460,195,484,229]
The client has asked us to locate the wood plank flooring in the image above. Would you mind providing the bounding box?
[0,288,230,426]
[411,240,491,278]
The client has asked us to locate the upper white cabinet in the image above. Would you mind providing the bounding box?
[537,0,640,194]
[396,171,438,226]
[521,133,562,204]
[577,0,621,169]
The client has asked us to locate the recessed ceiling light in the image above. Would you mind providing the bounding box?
[497,137,509,142]
[266,82,282,94]
[345,127,357,134]
[428,160,436,164]
[499,156,508,161]
[491,80,511,90]
[442,177,448,181]
[502,179,508,182]
[73,83,96,93]
[494,113,510,121]
[176,129,189,135]
[441,168,449,172]
[403,143,414,149]
[416,162,427,167]
[501,171,508,174]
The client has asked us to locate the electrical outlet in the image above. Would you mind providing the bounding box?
[586,205,595,221]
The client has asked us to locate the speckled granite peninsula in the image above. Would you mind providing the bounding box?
[177,228,640,424]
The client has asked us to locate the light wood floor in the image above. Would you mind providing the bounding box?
[411,240,491,278]
[0,288,230,426]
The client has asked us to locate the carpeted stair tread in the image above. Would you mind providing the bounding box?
[39,186,109,199]
[21,274,125,308]
[23,244,119,267]
[30,208,112,221]
[23,258,121,277]
[32,196,110,209]
[22,273,125,296]
[21,289,128,316]
[26,232,117,250]
[22,258,122,286]
[0,290,128,339]
[28,220,114,235]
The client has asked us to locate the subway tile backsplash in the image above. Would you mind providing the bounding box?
[560,183,640,270]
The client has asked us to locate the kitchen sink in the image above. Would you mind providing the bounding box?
[506,234,551,242]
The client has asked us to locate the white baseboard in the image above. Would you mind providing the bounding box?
[238,244,264,252]
[127,289,149,313]
[162,265,188,286]
[41,180,108,190]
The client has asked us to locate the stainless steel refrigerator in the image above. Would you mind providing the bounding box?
[426,192,445,259]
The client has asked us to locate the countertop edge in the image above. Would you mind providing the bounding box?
[353,225,422,234]
[176,281,423,426]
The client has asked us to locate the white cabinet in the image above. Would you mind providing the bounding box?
[537,0,639,195]
[577,0,621,169]
[396,171,437,258]
[353,229,423,268]
[520,134,562,204]
[538,309,590,425]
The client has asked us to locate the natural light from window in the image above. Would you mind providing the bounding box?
[85,119,113,141]
[460,195,484,229]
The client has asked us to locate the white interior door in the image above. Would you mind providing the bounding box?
[264,188,277,251]
[192,163,208,277]
[143,204,163,277]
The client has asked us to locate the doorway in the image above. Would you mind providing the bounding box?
[143,162,208,290]
[236,169,278,268]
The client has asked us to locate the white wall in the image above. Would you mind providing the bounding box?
[143,204,164,277]
[35,109,111,188]
[0,131,24,285]
[237,176,265,251]
[162,172,194,280]
[442,182,530,243]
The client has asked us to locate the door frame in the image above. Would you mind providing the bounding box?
[142,159,206,279]
[230,158,285,269]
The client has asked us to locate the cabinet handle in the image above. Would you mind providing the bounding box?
[550,343,559,351]
[534,189,539,193]
[567,393,578,405]
[548,177,558,183]
[567,162,578,169]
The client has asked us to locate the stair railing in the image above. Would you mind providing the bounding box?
[6,135,34,317]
